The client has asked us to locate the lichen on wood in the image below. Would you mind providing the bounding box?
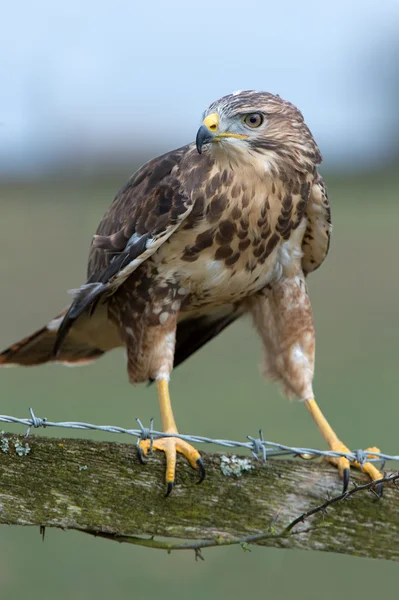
[0,433,397,561]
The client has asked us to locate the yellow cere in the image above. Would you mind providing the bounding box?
[202,112,248,140]
[203,113,219,131]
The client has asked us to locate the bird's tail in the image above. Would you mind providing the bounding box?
[0,311,104,367]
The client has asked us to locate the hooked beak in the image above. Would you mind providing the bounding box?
[196,124,216,154]
[196,112,248,154]
[196,113,219,154]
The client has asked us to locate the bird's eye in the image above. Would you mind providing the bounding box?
[243,113,264,128]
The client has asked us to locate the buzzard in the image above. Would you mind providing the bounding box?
[0,91,382,494]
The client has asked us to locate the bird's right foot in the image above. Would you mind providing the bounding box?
[137,435,205,496]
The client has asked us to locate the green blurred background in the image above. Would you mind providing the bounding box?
[0,170,398,598]
[2,0,399,596]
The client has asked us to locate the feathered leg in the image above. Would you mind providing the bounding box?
[248,272,382,492]
[124,316,204,495]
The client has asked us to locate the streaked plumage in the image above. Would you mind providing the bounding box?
[56,91,330,385]
[1,90,381,493]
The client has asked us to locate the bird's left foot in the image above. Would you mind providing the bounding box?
[327,442,383,494]
[138,435,205,496]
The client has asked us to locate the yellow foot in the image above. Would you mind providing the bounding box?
[327,442,383,493]
[138,435,205,496]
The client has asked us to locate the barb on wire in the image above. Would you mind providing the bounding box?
[25,408,47,438]
[136,417,154,453]
[0,408,398,466]
[247,430,267,461]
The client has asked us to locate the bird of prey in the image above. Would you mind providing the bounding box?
[0,90,382,494]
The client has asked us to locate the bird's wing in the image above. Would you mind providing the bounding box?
[301,172,332,275]
[87,145,193,284]
[55,145,195,354]
[174,308,242,369]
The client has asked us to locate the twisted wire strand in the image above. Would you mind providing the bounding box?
[0,408,396,464]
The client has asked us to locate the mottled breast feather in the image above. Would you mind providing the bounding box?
[55,144,200,354]
[302,173,332,275]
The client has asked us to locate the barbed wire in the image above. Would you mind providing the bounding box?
[0,407,397,467]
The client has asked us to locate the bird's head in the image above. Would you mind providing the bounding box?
[196,90,321,173]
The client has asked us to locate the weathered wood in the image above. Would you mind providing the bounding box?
[0,433,397,560]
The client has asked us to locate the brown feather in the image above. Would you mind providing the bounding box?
[174,308,241,369]
[54,145,203,354]
[1,90,331,397]
[302,173,332,275]
[0,325,103,367]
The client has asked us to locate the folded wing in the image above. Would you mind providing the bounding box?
[55,145,195,354]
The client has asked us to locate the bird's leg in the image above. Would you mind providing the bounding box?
[126,316,205,494]
[138,378,205,495]
[304,397,382,490]
[248,273,382,492]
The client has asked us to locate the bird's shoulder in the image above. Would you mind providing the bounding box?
[86,143,208,282]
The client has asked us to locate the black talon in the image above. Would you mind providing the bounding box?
[196,457,206,484]
[342,468,350,493]
[376,482,384,498]
[165,481,174,497]
[137,446,146,465]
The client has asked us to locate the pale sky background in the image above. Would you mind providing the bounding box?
[1,0,398,175]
